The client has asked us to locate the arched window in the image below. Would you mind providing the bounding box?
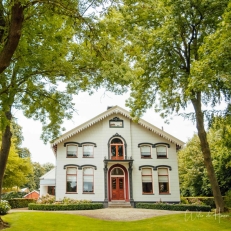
[110,138,124,160]
[111,167,124,175]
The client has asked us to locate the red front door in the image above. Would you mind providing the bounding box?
[111,177,124,200]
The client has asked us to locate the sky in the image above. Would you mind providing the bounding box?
[14,88,198,165]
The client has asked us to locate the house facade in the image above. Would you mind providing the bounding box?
[40,106,184,207]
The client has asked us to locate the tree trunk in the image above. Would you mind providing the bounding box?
[0,1,24,74]
[191,93,224,212]
[0,111,12,200]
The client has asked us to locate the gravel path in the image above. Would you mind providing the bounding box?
[10,208,183,221]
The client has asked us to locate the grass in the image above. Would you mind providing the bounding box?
[1,211,231,231]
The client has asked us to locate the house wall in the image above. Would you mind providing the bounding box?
[40,186,48,197]
[55,113,180,203]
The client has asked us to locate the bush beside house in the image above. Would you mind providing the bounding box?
[136,202,211,212]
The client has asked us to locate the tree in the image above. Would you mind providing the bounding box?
[3,138,33,189]
[179,120,231,196]
[2,121,33,190]
[0,0,120,201]
[32,162,55,190]
[101,0,231,211]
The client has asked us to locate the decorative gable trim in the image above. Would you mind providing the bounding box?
[51,106,184,153]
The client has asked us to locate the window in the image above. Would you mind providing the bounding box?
[66,167,77,193]
[66,145,77,158]
[141,168,153,194]
[110,138,124,160]
[156,145,167,158]
[48,186,55,195]
[140,145,151,158]
[83,145,94,157]
[83,167,94,193]
[158,168,169,193]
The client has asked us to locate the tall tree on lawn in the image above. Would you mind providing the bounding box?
[100,0,231,212]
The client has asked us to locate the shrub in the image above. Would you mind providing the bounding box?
[224,190,231,209]
[181,197,216,208]
[1,191,27,200]
[7,198,36,209]
[136,203,211,212]
[0,200,11,215]
[59,197,92,205]
[28,203,103,211]
[36,194,55,204]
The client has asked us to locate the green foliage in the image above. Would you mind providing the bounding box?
[1,191,27,200]
[28,203,103,211]
[7,198,36,209]
[178,118,231,197]
[0,200,11,215]
[3,137,33,189]
[32,163,55,190]
[136,203,211,212]
[36,195,55,204]
[100,0,231,117]
[36,195,92,205]
[181,197,217,208]
[224,190,231,208]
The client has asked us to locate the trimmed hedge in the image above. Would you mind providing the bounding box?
[136,203,211,212]
[28,203,103,211]
[7,198,36,209]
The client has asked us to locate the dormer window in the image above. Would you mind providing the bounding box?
[156,145,167,158]
[66,144,78,158]
[140,145,151,158]
[83,145,94,158]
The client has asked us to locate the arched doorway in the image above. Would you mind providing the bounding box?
[108,164,129,201]
[111,167,124,200]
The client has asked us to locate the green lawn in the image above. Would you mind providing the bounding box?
[1,211,231,231]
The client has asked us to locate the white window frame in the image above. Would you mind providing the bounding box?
[140,145,152,158]
[82,144,94,158]
[83,167,94,193]
[158,168,169,194]
[66,167,77,193]
[141,168,153,194]
[156,145,168,158]
[66,144,78,158]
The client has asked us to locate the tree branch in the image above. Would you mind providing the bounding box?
[0,1,24,74]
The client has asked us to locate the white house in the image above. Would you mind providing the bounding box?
[40,106,184,207]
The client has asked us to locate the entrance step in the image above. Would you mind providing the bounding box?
[108,201,132,208]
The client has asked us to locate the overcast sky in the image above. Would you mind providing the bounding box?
[14,88,197,165]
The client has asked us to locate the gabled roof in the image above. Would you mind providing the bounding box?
[23,190,39,198]
[51,105,184,152]
[39,168,56,179]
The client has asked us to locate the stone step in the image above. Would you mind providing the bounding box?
[108,201,132,208]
